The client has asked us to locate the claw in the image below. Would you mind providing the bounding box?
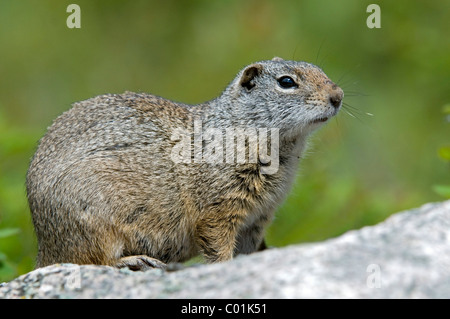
[115,255,167,271]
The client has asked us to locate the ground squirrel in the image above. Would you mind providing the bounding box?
[26,57,343,270]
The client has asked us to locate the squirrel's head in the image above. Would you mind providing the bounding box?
[226,57,344,138]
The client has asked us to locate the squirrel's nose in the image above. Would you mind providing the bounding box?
[329,87,344,109]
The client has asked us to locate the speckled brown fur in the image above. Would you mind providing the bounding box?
[26,57,343,270]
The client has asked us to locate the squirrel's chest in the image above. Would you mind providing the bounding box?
[237,159,298,216]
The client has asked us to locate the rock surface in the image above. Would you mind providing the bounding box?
[1,200,449,299]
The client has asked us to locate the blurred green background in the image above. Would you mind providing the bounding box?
[0,0,449,281]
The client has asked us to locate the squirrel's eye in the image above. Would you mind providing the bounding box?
[277,76,298,89]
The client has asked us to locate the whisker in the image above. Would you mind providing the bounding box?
[319,53,330,71]
[292,44,299,61]
[345,110,356,118]
[336,70,355,87]
[343,91,370,97]
[344,94,368,97]
[342,102,364,112]
[340,101,375,128]
[336,64,361,87]
[343,103,369,118]
[315,37,327,68]
[332,111,343,141]
[339,81,361,90]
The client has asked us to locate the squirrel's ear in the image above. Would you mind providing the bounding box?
[239,64,263,91]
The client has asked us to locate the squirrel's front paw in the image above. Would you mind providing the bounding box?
[115,255,167,271]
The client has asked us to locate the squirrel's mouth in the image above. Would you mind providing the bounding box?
[310,108,339,124]
[311,116,329,124]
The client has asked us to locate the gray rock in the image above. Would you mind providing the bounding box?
[1,200,449,299]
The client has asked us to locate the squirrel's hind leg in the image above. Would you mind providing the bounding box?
[115,255,167,271]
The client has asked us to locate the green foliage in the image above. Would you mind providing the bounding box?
[0,0,449,282]
[439,146,450,162]
[0,108,38,282]
[0,228,20,280]
[0,228,20,238]
[432,185,450,199]
[433,105,450,199]
[443,104,450,115]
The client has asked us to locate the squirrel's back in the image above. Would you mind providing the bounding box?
[27,92,197,267]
